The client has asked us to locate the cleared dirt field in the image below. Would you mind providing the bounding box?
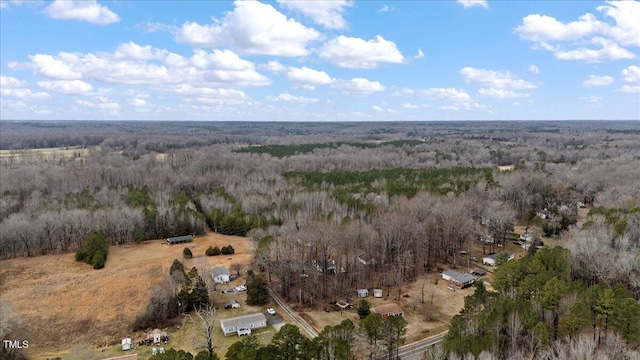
[0,231,254,359]
[0,147,92,165]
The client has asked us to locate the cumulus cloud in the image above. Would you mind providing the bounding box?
[278,0,353,30]
[528,65,540,74]
[0,76,50,101]
[460,67,536,98]
[403,103,420,109]
[267,93,319,103]
[414,49,425,59]
[286,66,333,90]
[372,105,383,112]
[423,88,471,102]
[11,44,270,88]
[43,0,120,25]
[318,35,404,69]
[378,4,391,13]
[175,1,320,57]
[76,99,119,109]
[129,98,147,107]
[582,75,614,87]
[479,88,529,99]
[261,61,287,74]
[36,80,93,95]
[457,0,488,9]
[337,78,386,95]
[515,2,639,62]
[619,65,640,93]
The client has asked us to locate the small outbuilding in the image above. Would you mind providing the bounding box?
[373,289,383,298]
[470,268,486,276]
[356,289,369,298]
[442,270,475,288]
[212,267,231,284]
[220,313,267,336]
[121,338,132,351]
[371,303,404,318]
[167,235,193,245]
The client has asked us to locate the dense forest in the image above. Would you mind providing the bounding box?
[1,120,639,358]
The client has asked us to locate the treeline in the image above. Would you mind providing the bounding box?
[444,247,640,358]
[235,140,425,158]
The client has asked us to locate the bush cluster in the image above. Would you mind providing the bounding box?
[206,245,234,256]
[75,230,108,269]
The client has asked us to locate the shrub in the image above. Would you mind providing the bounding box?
[205,246,216,256]
[183,247,193,259]
[221,245,235,255]
[212,246,221,255]
[75,230,108,269]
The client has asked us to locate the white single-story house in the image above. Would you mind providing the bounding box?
[373,289,383,298]
[220,313,267,336]
[356,289,369,298]
[167,235,193,245]
[212,267,231,284]
[442,270,476,288]
[483,253,514,267]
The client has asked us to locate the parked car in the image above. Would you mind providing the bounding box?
[224,301,240,309]
[267,308,276,315]
[222,288,236,294]
[235,285,247,292]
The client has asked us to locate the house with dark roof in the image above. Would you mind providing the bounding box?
[167,235,193,245]
[220,313,267,336]
[483,252,514,266]
[371,303,404,318]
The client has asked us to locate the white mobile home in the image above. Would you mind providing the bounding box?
[220,313,267,336]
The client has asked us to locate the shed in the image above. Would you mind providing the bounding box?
[167,235,193,245]
[442,270,475,288]
[373,289,383,298]
[356,289,369,298]
[212,267,231,284]
[121,338,132,351]
[470,268,486,276]
[220,313,267,336]
[371,303,404,318]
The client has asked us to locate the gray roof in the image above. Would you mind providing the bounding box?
[220,313,267,329]
[485,252,510,260]
[212,267,230,277]
[167,235,193,242]
[443,270,475,284]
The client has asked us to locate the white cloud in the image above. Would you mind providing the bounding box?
[439,105,459,111]
[43,0,120,25]
[26,54,82,80]
[13,45,270,88]
[261,61,287,74]
[267,93,319,103]
[0,76,51,101]
[0,75,27,89]
[391,87,415,96]
[115,42,167,61]
[515,3,639,63]
[372,105,383,112]
[378,4,391,13]
[1,0,43,10]
[580,95,603,105]
[286,66,333,90]
[414,49,425,59]
[129,98,147,107]
[528,65,540,74]
[318,35,405,69]
[619,65,640,93]
[175,1,320,57]
[553,37,635,62]
[597,1,640,47]
[582,75,614,87]
[403,103,420,109]
[337,78,386,95]
[423,88,471,102]
[479,88,529,99]
[76,99,119,109]
[278,0,353,30]
[457,0,488,9]
[460,67,536,90]
[36,80,93,95]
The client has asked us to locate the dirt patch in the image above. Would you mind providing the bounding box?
[0,231,254,359]
[498,165,515,172]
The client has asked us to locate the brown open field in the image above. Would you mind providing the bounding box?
[0,231,255,359]
[0,147,93,165]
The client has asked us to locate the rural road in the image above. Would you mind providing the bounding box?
[268,287,447,358]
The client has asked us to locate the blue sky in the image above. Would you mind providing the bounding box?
[1,0,638,121]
